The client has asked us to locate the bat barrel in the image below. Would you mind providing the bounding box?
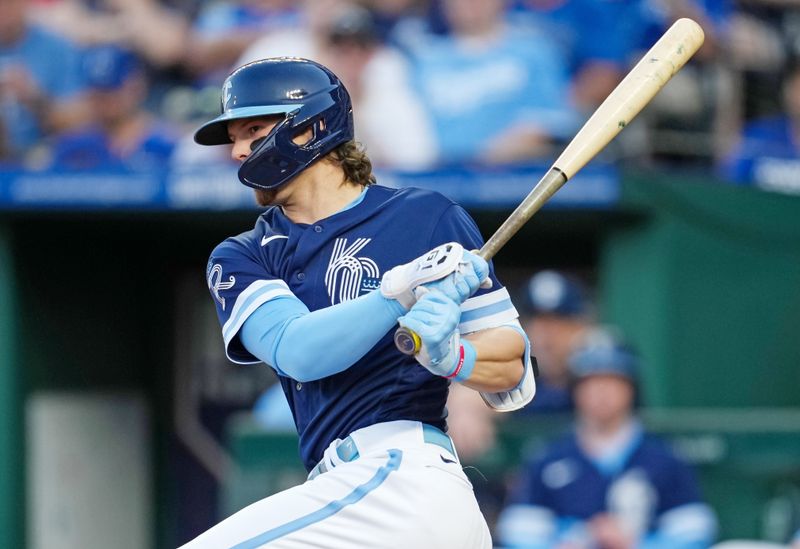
[554,18,705,178]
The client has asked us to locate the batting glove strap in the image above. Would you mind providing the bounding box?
[381,242,464,310]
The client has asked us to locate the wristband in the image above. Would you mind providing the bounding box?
[447,340,476,382]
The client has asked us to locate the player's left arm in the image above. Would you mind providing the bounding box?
[460,326,525,392]
[425,203,536,411]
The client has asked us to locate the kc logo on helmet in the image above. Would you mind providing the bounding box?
[223,80,233,110]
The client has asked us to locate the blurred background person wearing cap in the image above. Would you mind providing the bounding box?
[516,270,594,414]
[44,45,178,172]
[496,326,717,549]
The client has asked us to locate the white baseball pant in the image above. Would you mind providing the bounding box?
[179,420,492,549]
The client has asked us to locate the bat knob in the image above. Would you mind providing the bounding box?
[394,327,421,356]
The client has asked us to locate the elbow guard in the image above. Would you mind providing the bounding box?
[480,321,536,412]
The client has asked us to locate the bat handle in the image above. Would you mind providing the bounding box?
[394,248,491,357]
[394,327,421,356]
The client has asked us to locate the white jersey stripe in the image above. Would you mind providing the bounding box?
[461,287,513,312]
[222,279,293,341]
[459,308,519,334]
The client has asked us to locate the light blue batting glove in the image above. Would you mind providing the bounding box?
[397,290,475,380]
[423,249,491,304]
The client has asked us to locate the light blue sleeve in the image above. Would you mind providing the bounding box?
[495,503,557,549]
[640,502,718,549]
[240,290,406,382]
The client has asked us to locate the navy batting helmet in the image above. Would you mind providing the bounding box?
[194,57,355,190]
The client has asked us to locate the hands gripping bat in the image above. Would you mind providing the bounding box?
[395,18,706,356]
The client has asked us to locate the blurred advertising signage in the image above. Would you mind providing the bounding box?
[0,163,620,211]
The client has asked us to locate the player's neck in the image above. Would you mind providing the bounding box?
[280,161,364,225]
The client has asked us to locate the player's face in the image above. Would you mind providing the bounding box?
[573,374,634,428]
[526,315,585,382]
[227,116,317,207]
[227,116,282,163]
[227,116,316,163]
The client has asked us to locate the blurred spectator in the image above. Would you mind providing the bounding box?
[404,0,578,166]
[792,529,800,548]
[0,0,88,164]
[497,326,717,549]
[182,0,301,85]
[235,0,348,62]
[223,2,437,170]
[321,4,437,169]
[509,0,657,111]
[29,0,190,69]
[44,45,177,172]
[717,60,800,194]
[517,270,593,414]
[364,0,452,47]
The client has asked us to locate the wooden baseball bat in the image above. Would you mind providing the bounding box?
[395,18,705,356]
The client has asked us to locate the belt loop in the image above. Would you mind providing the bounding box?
[422,424,456,457]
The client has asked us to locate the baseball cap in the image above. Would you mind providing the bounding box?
[518,270,589,317]
[327,6,379,46]
[81,45,142,90]
[567,326,639,383]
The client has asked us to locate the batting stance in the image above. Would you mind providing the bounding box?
[184,57,536,549]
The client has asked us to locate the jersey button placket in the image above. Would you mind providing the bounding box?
[313,225,323,233]
[296,272,305,281]
[295,382,302,391]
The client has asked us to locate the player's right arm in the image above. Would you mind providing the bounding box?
[208,238,482,382]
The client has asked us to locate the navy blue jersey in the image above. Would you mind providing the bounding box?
[206,185,518,470]
[511,431,702,520]
[499,424,717,548]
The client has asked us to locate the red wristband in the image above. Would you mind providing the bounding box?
[445,344,466,379]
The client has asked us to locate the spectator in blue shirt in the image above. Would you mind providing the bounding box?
[509,0,663,111]
[46,45,177,172]
[717,62,800,194]
[0,0,87,163]
[497,326,717,549]
[405,0,578,166]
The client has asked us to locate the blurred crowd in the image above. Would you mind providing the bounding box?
[3,0,800,188]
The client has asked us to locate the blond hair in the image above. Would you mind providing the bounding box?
[329,140,376,187]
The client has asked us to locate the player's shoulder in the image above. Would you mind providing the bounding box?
[372,184,458,213]
[209,208,284,260]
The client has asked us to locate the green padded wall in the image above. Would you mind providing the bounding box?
[0,227,22,549]
[601,174,800,407]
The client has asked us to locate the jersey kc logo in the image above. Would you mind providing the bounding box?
[207,263,236,310]
[324,238,380,305]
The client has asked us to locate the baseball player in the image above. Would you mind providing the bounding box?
[497,326,717,548]
[182,57,536,548]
